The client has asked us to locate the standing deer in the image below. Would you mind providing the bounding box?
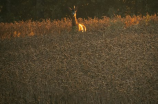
[69,6,86,32]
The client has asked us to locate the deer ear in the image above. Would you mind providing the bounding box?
[68,7,72,11]
[74,5,78,11]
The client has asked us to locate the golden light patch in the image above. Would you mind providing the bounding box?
[78,24,86,32]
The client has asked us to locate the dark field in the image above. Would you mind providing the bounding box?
[0,15,158,103]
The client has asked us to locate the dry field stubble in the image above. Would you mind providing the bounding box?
[0,15,158,103]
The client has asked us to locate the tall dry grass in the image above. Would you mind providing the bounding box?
[0,14,158,104]
[0,14,158,39]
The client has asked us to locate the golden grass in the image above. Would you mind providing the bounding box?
[0,15,158,103]
[0,14,158,39]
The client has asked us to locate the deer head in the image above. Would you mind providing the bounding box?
[69,6,78,18]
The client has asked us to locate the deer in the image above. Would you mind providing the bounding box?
[69,6,86,32]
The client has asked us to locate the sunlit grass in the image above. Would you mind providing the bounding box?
[0,14,158,40]
[0,14,158,103]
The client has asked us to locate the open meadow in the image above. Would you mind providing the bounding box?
[0,15,158,103]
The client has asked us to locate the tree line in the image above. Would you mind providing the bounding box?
[0,0,158,22]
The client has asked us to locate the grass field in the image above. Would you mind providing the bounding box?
[0,15,158,104]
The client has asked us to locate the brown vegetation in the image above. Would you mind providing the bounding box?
[0,15,158,103]
[0,14,158,39]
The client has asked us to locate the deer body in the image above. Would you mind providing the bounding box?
[69,6,86,32]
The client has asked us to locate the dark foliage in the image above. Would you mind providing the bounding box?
[0,0,158,22]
